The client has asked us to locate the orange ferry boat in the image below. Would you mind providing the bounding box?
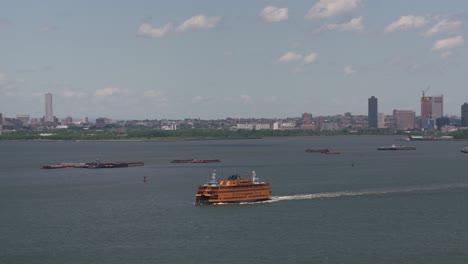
[195,171,272,205]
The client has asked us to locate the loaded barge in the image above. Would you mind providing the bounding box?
[42,160,144,169]
[377,144,416,150]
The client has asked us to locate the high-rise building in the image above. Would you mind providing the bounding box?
[368,96,378,128]
[431,95,443,120]
[420,94,443,130]
[462,103,468,127]
[45,93,54,123]
[393,110,415,130]
[421,96,432,119]
[301,112,312,125]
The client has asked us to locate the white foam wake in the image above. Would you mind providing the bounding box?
[249,182,468,204]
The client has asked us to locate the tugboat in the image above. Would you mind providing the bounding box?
[195,170,271,205]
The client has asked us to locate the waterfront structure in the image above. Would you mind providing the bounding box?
[302,112,312,125]
[321,122,339,131]
[45,93,54,123]
[393,110,415,130]
[368,96,378,128]
[378,113,386,128]
[462,103,468,127]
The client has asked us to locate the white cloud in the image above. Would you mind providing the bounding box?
[305,0,361,19]
[424,18,463,37]
[385,15,429,33]
[39,26,55,33]
[259,6,288,22]
[176,15,221,32]
[240,94,253,104]
[441,50,452,59]
[264,96,278,103]
[318,16,364,32]
[94,87,122,97]
[277,51,303,63]
[143,90,162,97]
[61,90,85,98]
[137,23,172,38]
[432,35,464,51]
[192,96,211,103]
[0,73,7,86]
[344,65,356,76]
[303,53,318,64]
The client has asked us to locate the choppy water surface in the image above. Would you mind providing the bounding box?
[1,136,467,263]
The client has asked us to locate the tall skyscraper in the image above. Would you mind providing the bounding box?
[420,94,443,129]
[45,93,54,122]
[431,95,443,120]
[462,103,468,127]
[368,96,378,128]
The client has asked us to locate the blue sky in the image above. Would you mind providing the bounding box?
[1,0,467,119]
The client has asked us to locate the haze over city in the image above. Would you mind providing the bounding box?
[1,0,467,119]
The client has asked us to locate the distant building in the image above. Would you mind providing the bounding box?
[321,122,339,131]
[385,115,397,131]
[0,113,2,135]
[302,112,312,125]
[420,94,443,130]
[378,113,386,128]
[236,123,271,130]
[236,123,254,130]
[368,96,378,128]
[82,117,89,124]
[17,115,30,126]
[393,110,415,130]
[431,95,443,120]
[45,93,54,123]
[315,116,325,129]
[65,116,73,125]
[462,103,468,127]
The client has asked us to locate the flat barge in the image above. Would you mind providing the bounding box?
[171,159,221,163]
[42,160,144,169]
[378,144,416,150]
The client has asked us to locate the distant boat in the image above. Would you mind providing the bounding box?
[171,159,221,163]
[321,151,340,154]
[461,147,468,153]
[305,148,329,153]
[377,144,416,150]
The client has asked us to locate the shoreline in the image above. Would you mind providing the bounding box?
[2,135,468,142]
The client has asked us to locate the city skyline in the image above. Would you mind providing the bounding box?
[1,1,468,119]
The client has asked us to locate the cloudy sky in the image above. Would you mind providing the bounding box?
[1,0,467,119]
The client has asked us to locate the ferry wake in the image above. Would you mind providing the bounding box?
[195,170,271,205]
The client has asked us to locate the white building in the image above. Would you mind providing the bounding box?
[45,93,54,122]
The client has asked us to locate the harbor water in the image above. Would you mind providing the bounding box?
[1,136,467,263]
